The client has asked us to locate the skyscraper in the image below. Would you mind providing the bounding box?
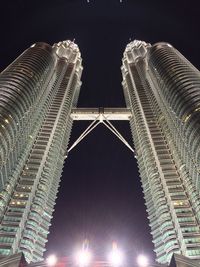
[122,40,200,264]
[0,38,200,266]
[0,41,82,262]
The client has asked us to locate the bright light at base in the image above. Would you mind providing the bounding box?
[137,255,148,267]
[108,248,124,267]
[46,255,57,266]
[75,249,92,267]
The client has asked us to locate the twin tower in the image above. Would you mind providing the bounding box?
[0,40,200,264]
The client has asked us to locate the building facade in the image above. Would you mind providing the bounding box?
[1,38,200,265]
[0,41,82,262]
[122,40,200,264]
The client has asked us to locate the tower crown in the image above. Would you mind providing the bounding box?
[124,40,151,63]
[53,40,81,63]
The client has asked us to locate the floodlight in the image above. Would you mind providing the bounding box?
[108,243,124,267]
[75,249,92,267]
[46,255,57,266]
[137,255,148,267]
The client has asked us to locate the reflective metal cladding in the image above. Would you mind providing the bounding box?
[122,40,200,264]
[0,38,200,265]
[0,41,83,262]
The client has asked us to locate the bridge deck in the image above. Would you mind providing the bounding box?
[71,108,132,121]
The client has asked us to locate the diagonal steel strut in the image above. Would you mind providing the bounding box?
[66,108,134,157]
[65,116,101,157]
[101,116,134,153]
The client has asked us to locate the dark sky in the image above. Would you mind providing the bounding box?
[1,0,200,265]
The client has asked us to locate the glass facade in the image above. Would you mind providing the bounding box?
[122,40,200,264]
[0,41,82,262]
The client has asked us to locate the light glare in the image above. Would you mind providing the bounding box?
[46,255,57,266]
[108,248,124,266]
[137,255,148,267]
[75,249,92,267]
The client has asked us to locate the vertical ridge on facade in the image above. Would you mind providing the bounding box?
[0,41,83,262]
[122,40,200,264]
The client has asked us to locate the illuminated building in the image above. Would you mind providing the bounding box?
[0,41,82,262]
[122,40,200,264]
[0,37,200,266]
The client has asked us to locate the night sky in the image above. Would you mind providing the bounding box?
[0,0,200,264]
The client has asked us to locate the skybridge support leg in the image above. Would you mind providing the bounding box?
[66,108,134,157]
